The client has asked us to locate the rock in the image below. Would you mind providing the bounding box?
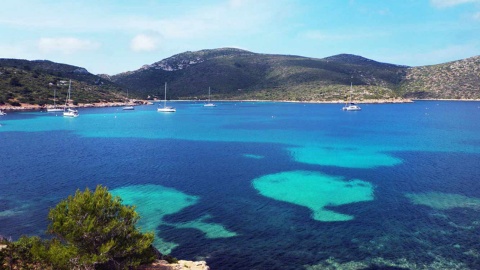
[136,260,209,270]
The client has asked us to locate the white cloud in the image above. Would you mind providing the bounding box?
[430,0,480,8]
[130,34,160,52]
[123,0,289,41]
[473,12,480,20]
[38,37,100,54]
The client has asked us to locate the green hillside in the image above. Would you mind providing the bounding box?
[1,49,479,107]
[111,48,409,102]
[0,59,126,106]
[400,56,480,99]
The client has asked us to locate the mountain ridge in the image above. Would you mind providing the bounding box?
[110,48,411,101]
[1,48,479,107]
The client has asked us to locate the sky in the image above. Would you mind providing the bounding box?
[0,0,479,75]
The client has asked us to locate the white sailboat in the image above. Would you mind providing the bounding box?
[47,88,63,112]
[0,110,6,116]
[203,87,216,107]
[63,80,79,117]
[122,90,134,110]
[342,82,361,111]
[157,82,176,112]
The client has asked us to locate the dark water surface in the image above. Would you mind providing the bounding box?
[1,101,479,269]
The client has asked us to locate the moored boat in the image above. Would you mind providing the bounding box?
[342,82,361,111]
[204,87,216,107]
[47,88,63,112]
[157,82,176,112]
[63,80,79,117]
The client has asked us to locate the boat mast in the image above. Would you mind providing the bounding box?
[350,81,353,103]
[65,80,71,108]
[164,82,167,108]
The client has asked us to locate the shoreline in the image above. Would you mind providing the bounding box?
[2,98,480,111]
[0,101,149,111]
[412,98,480,102]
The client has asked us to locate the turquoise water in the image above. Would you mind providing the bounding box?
[1,101,480,269]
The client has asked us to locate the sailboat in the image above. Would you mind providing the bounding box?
[0,110,6,116]
[122,90,134,110]
[47,88,63,112]
[157,82,176,112]
[342,82,361,111]
[63,80,79,117]
[203,87,216,107]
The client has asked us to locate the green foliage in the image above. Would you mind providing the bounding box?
[9,77,21,87]
[0,236,55,269]
[111,49,409,101]
[48,185,155,269]
[399,56,480,99]
[3,50,477,104]
[0,59,127,106]
[43,239,78,270]
[0,185,156,270]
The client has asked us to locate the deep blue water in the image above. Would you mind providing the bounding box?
[1,101,480,269]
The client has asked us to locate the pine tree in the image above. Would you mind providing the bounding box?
[47,185,155,269]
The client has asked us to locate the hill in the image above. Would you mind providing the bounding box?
[400,56,480,99]
[111,48,409,102]
[0,59,126,107]
[1,49,479,107]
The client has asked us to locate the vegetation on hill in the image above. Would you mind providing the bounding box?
[0,59,127,107]
[111,48,410,102]
[400,56,480,99]
[1,49,479,106]
[0,185,158,270]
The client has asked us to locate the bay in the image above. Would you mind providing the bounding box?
[1,101,479,269]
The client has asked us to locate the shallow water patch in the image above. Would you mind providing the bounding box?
[170,214,237,238]
[405,192,480,210]
[252,171,374,222]
[111,184,197,253]
[111,184,237,254]
[243,154,264,159]
[289,146,402,168]
[0,199,30,218]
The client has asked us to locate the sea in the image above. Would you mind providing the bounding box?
[1,101,479,269]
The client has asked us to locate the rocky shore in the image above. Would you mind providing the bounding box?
[6,98,480,112]
[0,101,152,111]
[137,260,209,270]
[0,244,209,270]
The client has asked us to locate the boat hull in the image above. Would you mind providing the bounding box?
[63,108,79,117]
[47,108,64,112]
[63,113,79,117]
[343,106,361,111]
[157,107,176,112]
[342,103,361,111]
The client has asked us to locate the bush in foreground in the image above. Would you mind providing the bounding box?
[0,185,156,270]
